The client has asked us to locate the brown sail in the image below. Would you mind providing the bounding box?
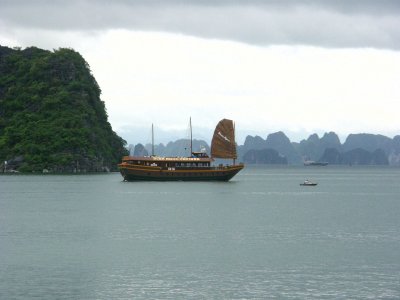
[211,119,237,159]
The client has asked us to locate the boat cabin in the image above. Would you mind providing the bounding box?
[121,154,213,170]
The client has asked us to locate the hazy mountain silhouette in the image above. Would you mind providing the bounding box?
[320,148,389,165]
[130,131,400,166]
[243,149,288,165]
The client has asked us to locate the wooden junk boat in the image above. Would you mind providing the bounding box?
[119,119,244,181]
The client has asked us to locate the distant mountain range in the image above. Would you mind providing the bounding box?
[129,132,400,166]
[241,132,399,165]
[129,139,210,158]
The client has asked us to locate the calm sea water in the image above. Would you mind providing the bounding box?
[1,166,400,299]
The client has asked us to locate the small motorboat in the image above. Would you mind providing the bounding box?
[300,180,317,186]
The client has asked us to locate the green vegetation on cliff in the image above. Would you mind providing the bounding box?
[0,45,128,172]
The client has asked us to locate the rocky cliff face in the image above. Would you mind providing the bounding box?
[237,132,301,164]
[145,139,210,157]
[265,131,301,164]
[0,45,128,172]
[388,135,400,165]
[342,133,400,166]
[243,148,287,164]
[133,143,149,156]
[298,132,342,161]
[237,135,267,162]
[343,134,393,154]
[319,148,389,165]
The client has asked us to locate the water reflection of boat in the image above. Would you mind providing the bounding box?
[304,160,328,166]
[300,180,318,186]
[118,119,244,181]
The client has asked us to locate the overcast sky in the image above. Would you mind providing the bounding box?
[1,0,400,144]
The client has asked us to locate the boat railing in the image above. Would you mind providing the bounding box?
[174,165,212,170]
[172,165,234,170]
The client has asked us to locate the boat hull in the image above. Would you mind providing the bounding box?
[119,164,244,181]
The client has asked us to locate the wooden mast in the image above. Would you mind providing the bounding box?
[233,121,236,165]
[151,123,154,156]
[190,117,193,156]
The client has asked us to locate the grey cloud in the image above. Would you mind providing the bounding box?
[1,0,400,49]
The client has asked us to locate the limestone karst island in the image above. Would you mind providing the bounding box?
[0,45,128,173]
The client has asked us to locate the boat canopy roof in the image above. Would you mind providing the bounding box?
[122,156,213,163]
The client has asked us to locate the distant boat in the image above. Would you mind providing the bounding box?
[118,118,244,181]
[304,160,328,166]
[300,179,318,186]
